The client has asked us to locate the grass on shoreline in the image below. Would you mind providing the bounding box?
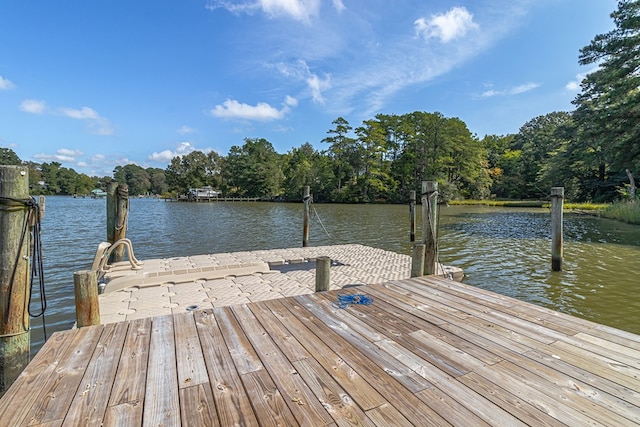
[599,201,640,224]
[448,199,607,210]
[450,199,640,225]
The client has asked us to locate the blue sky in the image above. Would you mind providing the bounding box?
[1,0,616,177]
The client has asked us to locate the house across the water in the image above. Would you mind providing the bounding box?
[188,186,220,200]
[90,189,107,198]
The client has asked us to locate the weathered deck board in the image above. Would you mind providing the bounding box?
[1,276,639,426]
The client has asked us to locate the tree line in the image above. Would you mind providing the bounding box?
[2,1,639,203]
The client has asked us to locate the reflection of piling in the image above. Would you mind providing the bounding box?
[315,256,330,292]
[0,166,31,395]
[107,183,129,262]
[409,190,416,242]
[422,181,439,275]
[303,186,310,247]
[551,187,564,271]
[74,270,100,327]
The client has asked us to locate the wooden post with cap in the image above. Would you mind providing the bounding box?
[303,186,310,247]
[551,187,564,271]
[409,190,416,242]
[422,181,439,275]
[0,165,31,395]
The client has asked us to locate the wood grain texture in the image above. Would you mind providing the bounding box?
[1,276,639,426]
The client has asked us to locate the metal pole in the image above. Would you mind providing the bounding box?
[551,187,564,271]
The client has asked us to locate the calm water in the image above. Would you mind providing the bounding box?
[29,197,640,354]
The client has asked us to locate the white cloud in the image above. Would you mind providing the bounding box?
[0,75,15,90]
[479,82,541,98]
[207,0,346,23]
[566,69,596,91]
[20,99,47,114]
[307,74,331,104]
[209,98,294,120]
[59,106,114,135]
[19,100,113,135]
[33,148,84,163]
[415,7,479,43]
[274,60,331,104]
[60,106,100,120]
[284,95,298,107]
[178,125,196,134]
[148,142,199,162]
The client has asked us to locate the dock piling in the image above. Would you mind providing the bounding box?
[315,256,330,292]
[422,181,439,275]
[0,165,31,394]
[409,190,416,242]
[551,187,564,271]
[303,186,310,247]
[411,244,425,277]
[107,183,129,263]
[74,270,100,327]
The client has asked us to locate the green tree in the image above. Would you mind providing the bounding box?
[322,117,357,198]
[147,167,168,195]
[0,147,22,165]
[165,150,220,194]
[222,138,284,198]
[512,112,572,199]
[572,0,640,200]
[113,164,151,195]
[283,142,335,202]
[355,118,396,202]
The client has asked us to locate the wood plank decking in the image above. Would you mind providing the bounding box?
[1,275,639,426]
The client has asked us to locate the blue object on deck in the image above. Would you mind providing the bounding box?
[334,293,374,309]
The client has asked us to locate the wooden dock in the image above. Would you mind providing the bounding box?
[1,275,638,426]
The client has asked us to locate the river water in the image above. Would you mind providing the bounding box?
[29,197,640,354]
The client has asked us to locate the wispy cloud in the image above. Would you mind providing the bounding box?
[20,99,47,114]
[478,82,541,98]
[209,97,296,121]
[33,148,84,163]
[59,106,114,135]
[0,75,15,90]
[414,7,479,43]
[273,59,331,104]
[20,99,114,135]
[565,68,597,91]
[148,142,214,163]
[207,0,347,23]
[177,125,196,134]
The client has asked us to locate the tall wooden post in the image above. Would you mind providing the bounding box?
[0,166,31,394]
[106,181,117,245]
[315,256,330,292]
[74,270,100,327]
[112,184,129,262]
[551,187,564,272]
[422,181,439,275]
[303,186,310,247]
[409,190,416,242]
